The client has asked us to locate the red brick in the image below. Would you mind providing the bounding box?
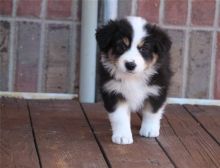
[215,33,220,99]
[167,30,185,97]
[45,24,71,93]
[15,64,39,91]
[187,31,212,98]
[76,0,81,21]
[0,0,12,15]
[118,0,132,19]
[191,0,216,26]
[17,0,41,17]
[164,0,188,25]
[47,0,72,19]
[219,9,220,27]
[137,0,160,23]
[15,22,40,92]
[46,66,68,92]
[0,21,10,91]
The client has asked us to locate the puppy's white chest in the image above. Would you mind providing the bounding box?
[121,80,146,111]
[104,79,160,111]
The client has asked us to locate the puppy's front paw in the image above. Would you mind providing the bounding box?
[112,132,133,144]
[139,122,160,138]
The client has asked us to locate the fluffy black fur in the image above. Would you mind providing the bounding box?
[96,19,172,113]
[96,19,133,55]
[144,24,172,112]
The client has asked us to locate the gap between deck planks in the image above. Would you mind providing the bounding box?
[1,98,220,168]
[81,103,220,168]
[28,100,108,168]
[159,105,220,168]
[82,103,175,168]
[0,98,40,168]
[183,105,220,145]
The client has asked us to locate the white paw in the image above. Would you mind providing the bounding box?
[139,122,160,138]
[112,132,133,144]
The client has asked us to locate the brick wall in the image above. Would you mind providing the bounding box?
[0,0,80,93]
[0,0,220,100]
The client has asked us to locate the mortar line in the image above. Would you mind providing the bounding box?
[8,22,16,91]
[131,0,137,16]
[8,0,17,91]
[40,0,45,19]
[71,0,78,21]
[181,0,192,98]
[68,1,78,93]
[37,0,47,92]
[1,16,219,31]
[159,0,164,25]
[162,24,220,31]
[0,16,74,24]
[68,24,75,93]
[71,0,75,21]
[209,0,220,99]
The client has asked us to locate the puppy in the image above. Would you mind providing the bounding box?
[95,16,172,144]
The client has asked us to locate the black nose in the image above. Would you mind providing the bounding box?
[125,61,136,71]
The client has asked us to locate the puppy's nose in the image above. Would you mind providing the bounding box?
[125,61,136,71]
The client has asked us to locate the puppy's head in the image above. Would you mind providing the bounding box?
[96,16,171,76]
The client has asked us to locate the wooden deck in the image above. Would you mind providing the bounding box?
[1,98,220,168]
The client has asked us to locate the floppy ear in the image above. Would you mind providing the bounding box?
[95,20,117,53]
[146,24,172,54]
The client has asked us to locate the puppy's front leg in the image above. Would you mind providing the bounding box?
[108,103,133,144]
[139,106,165,138]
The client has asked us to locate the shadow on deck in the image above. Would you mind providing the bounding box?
[0,98,220,168]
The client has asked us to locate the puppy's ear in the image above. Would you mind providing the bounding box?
[146,24,172,54]
[95,20,117,52]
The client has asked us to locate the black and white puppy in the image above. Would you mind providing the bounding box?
[95,16,172,144]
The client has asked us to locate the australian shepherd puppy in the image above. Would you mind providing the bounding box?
[95,16,172,144]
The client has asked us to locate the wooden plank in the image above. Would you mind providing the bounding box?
[159,105,220,168]
[82,103,175,168]
[28,100,108,168]
[0,98,40,168]
[158,116,198,168]
[184,105,220,144]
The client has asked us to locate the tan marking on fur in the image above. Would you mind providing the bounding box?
[138,40,145,48]
[151,53,158,66]
[100,51,116,65]
[145,53,158,70]
[107,49,117,65]
[143,101,152,112]
[123,37,130,46]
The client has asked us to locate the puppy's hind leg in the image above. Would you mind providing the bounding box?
[109,103,133,144]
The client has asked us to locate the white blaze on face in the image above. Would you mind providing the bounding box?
[117,16,149,74]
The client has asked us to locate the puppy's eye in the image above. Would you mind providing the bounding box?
[139,47,146,53]
[138,43,150,53]
[115,43,127,55]
[139,46,147,53]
